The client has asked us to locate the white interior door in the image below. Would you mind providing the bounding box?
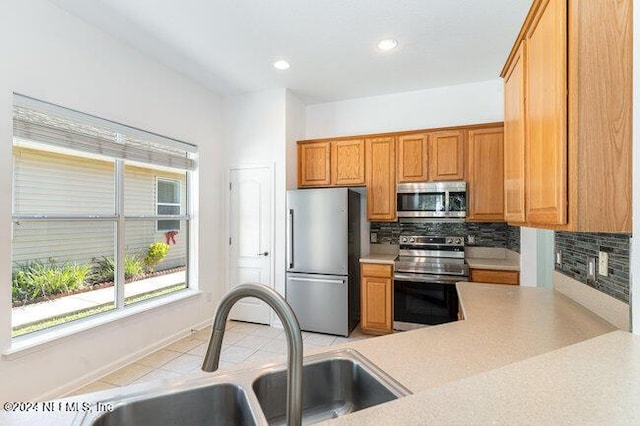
[228,166,273,324]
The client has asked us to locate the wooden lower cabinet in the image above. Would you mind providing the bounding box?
[360,263,393,335]
[469,269,520,285]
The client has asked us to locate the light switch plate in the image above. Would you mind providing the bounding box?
[370,232,378,243]
[598,251,609,277]
[556,251,562,265]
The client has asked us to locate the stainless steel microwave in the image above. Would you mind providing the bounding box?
[396,181,466,218]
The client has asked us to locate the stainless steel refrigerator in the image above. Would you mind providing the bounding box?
[286,188,361,337]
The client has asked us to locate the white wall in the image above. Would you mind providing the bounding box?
[519,227,538,287]
[222,89,287,300]
[286,91,306,190]
[0,0,223,400]
[223,89,305,326]
[305,79,504,139]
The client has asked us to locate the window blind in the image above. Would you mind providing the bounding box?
[12,94,196,171]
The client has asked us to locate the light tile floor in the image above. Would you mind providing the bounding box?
[68,321,373,396]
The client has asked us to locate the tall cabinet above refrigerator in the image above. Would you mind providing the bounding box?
[286,188,361,337]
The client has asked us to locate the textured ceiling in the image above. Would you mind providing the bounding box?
[50,0,532,104]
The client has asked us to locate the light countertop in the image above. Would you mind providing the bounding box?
[465,247,520,271]
[320,283,640,424]
[464,256,520,271]
[359,254,397,265]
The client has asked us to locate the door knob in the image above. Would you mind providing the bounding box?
[257,251,269,257]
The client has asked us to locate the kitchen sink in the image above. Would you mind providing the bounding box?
[253,355,404,425]
[74,349,409,426]
[91,383,256,426]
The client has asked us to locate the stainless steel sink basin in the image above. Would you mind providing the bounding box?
[91,383,256,426]
[253,352,406,425]
[72,349,409,426]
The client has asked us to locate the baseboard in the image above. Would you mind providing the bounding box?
[553,271,630,331]
[39,318,212,401]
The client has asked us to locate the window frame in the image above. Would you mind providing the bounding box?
[155,176,183,232]
[11,142,194,338]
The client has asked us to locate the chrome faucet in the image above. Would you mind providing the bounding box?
[202,283,303,426]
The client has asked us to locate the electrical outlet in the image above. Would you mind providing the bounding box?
[467,235,475,245]
[598,251,609,277]
[556,250,562,266]
[587,258,596,281]
[370,232,378,243]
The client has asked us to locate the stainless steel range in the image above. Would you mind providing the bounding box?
[393,235,468,330]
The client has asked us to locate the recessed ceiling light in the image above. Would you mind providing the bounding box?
[377,39,398,51]
[273,60,290,70]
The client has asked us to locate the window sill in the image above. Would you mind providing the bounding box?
[3,289,202,360]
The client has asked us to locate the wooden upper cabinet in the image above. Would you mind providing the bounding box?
[524,0,567,225]
[467,127,504,222]
[331,139,365,186]
[503,41,526,224]
[501,0,631,232]
[298,141,331,187]
[428,130,464,181]
[365,136,396,222]
[397,133,428,182]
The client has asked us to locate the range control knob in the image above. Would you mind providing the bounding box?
[401,237,408,243]
[409,237,416,243]
[445,237,452,244]
[454,238,462,245]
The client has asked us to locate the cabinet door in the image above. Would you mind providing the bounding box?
[365,136,396,221]
[397,133,428,182]
[298,141,331,187]
[360,264,393,335]
[428,130,464,181]
[467,127,505,221]
[503,41,526,223]
[525,0,567,224]
[331,139,365,186]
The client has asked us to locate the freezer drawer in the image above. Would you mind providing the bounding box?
[286,273,348,337]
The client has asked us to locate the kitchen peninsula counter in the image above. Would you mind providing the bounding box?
[321,283,639,424]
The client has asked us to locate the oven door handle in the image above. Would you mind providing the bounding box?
[393,273,465,284]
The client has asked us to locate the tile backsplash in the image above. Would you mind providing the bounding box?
[555,232,630,303]
[370,221,520,252]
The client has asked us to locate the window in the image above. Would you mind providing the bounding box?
[11,94,197,337]
[156,178,181,232]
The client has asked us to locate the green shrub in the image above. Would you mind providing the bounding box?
[92,254,145,283]
[144,242,170,273]
[12,259,91,304]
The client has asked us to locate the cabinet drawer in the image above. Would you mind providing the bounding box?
[361,263,393,278]
[470,269,519,285]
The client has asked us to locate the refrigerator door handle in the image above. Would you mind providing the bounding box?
[288,276,346,285]
[287,209,294,269]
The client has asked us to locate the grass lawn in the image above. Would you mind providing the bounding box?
[12,283,187,337]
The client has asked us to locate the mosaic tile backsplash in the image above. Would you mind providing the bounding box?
[555,232,630,303]
[371,221,521,253]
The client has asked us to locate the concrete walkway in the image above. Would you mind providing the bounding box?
[12,271,186,328]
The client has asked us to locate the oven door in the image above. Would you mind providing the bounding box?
[393,273,461,327]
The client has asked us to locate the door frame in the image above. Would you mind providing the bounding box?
[225,163,276,305]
